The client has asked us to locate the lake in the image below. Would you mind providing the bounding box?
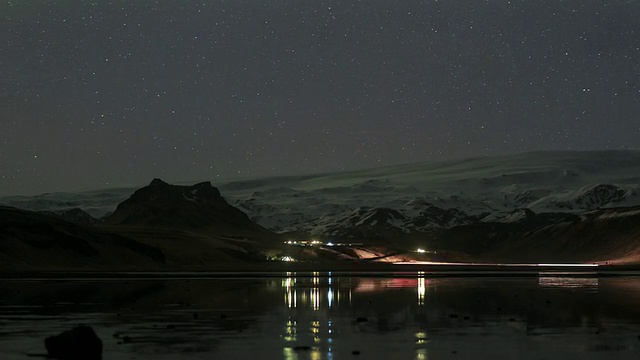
[1,272,640,359]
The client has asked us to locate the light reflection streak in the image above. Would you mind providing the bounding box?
[282,272,352,310]
[417,271,426,306]
[311,272,320,310]
[328,288,334,309]
[415,331,428,359]
[284,272,297,308]
[538,276,599,288]
[281,274,434,359]
[311,287,320,310]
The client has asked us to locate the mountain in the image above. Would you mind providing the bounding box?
[105,179,273,237]
[2,151,640,264]
[39,208,100,226]
[433,206,640,264]
[99,179,284,267]
[0,206,165,271]
[218,151,640,242]
[0,180,286,271]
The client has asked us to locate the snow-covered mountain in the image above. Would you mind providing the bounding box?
[2,151,640,243]
[219,151,640,239]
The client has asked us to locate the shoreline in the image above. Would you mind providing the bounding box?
[2,262,640,279]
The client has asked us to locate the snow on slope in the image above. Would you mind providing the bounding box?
[0,188,133,218]
[1,151,639,239]
[218,151,640,236]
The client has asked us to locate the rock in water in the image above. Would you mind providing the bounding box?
[45,326,103,360]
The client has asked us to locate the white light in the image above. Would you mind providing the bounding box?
[328,288,334,308]
[537,263,598,267]
[326,242,334,246]
[415,248,426,253]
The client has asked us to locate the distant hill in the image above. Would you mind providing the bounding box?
[0,180,286,271]
[0,206,165,271]
[434,205,640,264]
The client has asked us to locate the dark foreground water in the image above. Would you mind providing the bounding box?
[1,272,640,359]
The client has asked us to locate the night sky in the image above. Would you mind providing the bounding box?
[2,0,639,196]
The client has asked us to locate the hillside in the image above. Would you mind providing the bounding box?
[433,206,640,264]
[0,206,165,271]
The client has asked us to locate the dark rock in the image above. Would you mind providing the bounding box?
[220,314,228,319]
[449,313,458,319]
[192,312,199,319]
[352,350,361,355]
[356,317,368,323]
[45,326,102,360]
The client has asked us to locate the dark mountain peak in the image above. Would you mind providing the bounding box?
[190,181,221,199]
[140,179,221,200]
[149,178,169,187]
[105,180,271,236]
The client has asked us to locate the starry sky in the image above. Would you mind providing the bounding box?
[2,0,639,196]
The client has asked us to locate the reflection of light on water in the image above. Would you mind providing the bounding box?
[311,287,320,310]
[538,276,599,288]
[283,347,294,360]
[415,331,428,359]
[309,321,322,360]
[282,319,299,360]
[417,271,426,306]
[284,319,297,342]
[311,272,320,310]
[311,320,321,341]
[328,319,333,360]
[328,288,334,309]
[355,278,418,292]
[281,272,351,310]
[284,272,297,308]
[416,347,427,360]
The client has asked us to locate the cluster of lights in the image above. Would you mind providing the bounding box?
[284,240,324,246]
[284,240,360,247]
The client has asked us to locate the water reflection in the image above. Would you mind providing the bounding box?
[538,275,599,288]
[417,271,427,306]
[282,272,437,311]
[3,274,640,359]
[282,272,353,310]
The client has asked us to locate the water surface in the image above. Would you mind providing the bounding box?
[1,272,639,359]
